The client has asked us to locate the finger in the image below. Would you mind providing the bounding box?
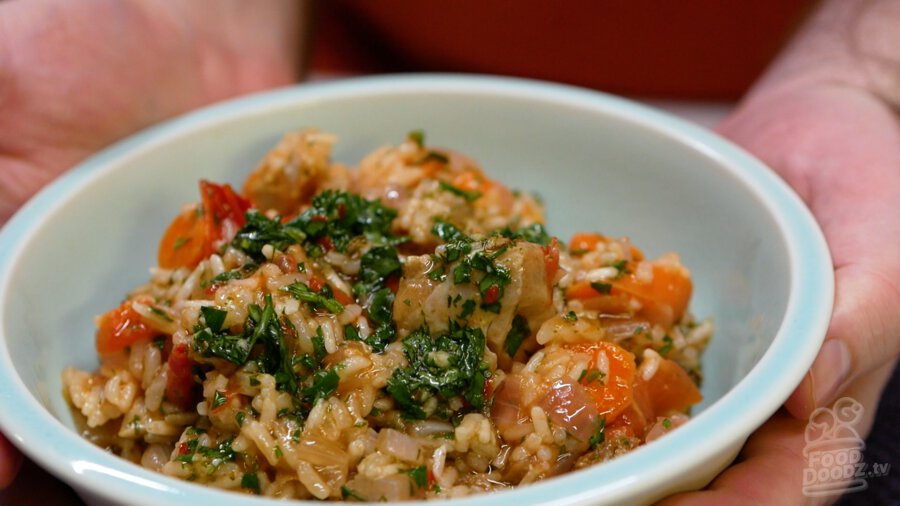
[658,412,808,506]
[719,84,900,419]
[0,432,23,489]
[661,360,894,506]
[785,264,900,418]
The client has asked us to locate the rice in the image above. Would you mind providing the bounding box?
[62,129,711,501]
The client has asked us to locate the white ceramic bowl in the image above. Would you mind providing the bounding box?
[0,75,832,505]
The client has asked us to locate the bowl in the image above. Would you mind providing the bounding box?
[0,74,832,505]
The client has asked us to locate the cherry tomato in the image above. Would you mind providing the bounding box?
[637,357,702,415]
[566,341,636,422]
[95,301,159,355]
[157,180,250,269]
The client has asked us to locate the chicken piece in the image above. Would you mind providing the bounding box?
[393,238,556,365]
[242,129,348,215]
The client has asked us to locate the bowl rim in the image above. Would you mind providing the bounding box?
[0,73,833,505]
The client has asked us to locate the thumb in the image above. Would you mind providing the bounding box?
[0,432,23,489]
[785,262,900,418]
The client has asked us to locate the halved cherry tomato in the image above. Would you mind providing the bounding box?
[95,301,159,355]
[165,344,198,410]
[607,379,654,437]
[569,232,605,255]
[158,205,208,269]
[157,180,250,269]
[199,179,250,241]
[565,280,633,315]
[566,259,691,326]
[566,341,636,422]
[613,261,692,327]
[637,357,702,415]
[607,358,701,439]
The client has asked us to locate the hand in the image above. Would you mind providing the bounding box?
[0,0,303,223]
[0,0,302,490]
[663,1,900,502]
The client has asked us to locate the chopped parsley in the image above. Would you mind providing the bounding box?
[563,310,578,322]
[289,190,402,253]
[496,223,552,246]
[590,282,612,294]
[241,472,261,494]
[342,485,366,501]
[148,306,173,322]
[659,335,674,356]
[202,262,258,289]
[353,245,402,297]
[211,390,227,409]
[302,368,340,405]
[176,437,237,473]
[438,180,481,202]
[589,418,607,450]
[386,323,489,419]
[358,286,397,353]
[192,306,255,364]
[580,368,606,384]
[423,150,449,164]
[344,324,360,341]
[311,327,327,363]
[504,315,530,357]
[663,417,672,429]
[431,220,472,244]
[408,129,425,148]
[459,299,476,319]
[192,296,299,395]
[610,259,630,277]
[403,465,428,489]
[231,191,404,261]
[231,210,306,262]
[283,281,344,314]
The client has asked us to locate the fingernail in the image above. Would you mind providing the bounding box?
[810,339,851,408]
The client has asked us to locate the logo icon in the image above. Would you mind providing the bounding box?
[802,397,869,497]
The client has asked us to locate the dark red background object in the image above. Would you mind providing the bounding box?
[309,0,815,99]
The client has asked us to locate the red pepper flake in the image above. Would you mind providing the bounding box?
[385,275,400,294]
[178,442,190,455]
[483,285,500,304]
[318,236,334,251]
[309,277,325,292]
[543,237,560,284]
[483,377,494,399]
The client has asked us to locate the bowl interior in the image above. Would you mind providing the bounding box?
[0,76,826,505]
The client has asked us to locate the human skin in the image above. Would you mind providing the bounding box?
[0,0,303,490]
[0,0,304,222]
[664,0,900,503]
[1,0,898,502]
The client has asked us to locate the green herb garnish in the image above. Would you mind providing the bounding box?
[589,418,607,450]
[438,180,482,202]
[283,281,344,314]
[504,315,530,357]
